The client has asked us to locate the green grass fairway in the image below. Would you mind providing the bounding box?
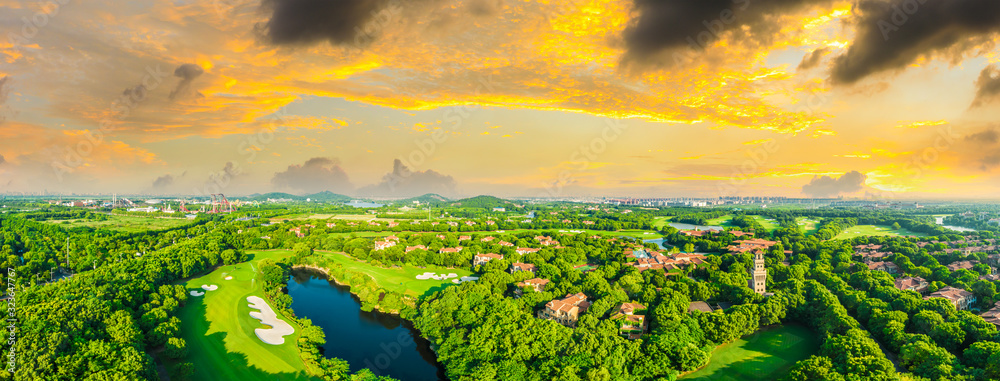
[681,325,820,381]
[310,251,474,298]
[47,214,190,232]
[652,216,674,229]
[834,225,928,240]
[175,250,317,380]
[796,217,821,235]
[752,216,780,232]
[706,215,734,227]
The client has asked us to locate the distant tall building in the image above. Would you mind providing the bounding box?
[749,251,767,294]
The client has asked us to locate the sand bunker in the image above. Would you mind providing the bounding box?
[225,276,233,280]
[201,284,219,291]
[452,276,480,284]
[189,290,204,296]
[415,272,459,280]
[246,296,295,345]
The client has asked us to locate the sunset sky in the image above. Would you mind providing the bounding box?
[0,0,999,199]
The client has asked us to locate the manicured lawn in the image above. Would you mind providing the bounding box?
[834,225,928,240]
[752,216,780,232]
[652,216,674,229]
[680,324,820,381]
[174,250,317,380]
[46,214,191,232]
[706,215,734,227]
[310,251,474,298]
[797,217,821,235]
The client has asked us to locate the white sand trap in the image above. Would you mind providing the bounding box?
[246,296,295,345]
[225,276,233,280]
[201,284,219,291]
[189,290,204,296]
[416,272,459,280]
[452,276,480,284]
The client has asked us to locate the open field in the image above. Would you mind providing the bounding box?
[796,217,821,235]
[652,216,673,229]
[45,214,190,232]
[680,324,819,381]
[752,216,780,232]
[834,225,928,240]
[311,250,474,298]
[173,250,317,380]
[706,215,734,227]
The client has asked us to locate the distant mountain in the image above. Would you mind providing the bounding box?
[451,195,511,209]
[244,192,304,201]
[305,191,353,202]
[394,193,450,205]
[243,191,351,202]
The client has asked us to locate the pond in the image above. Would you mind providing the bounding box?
[935,216,977,232]
[344,200,385,208]
[286,269,447,381]
[667,223,726,232]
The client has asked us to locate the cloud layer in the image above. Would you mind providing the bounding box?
[359,159,456,197]
[801,170,866,197]
[168,64,205,101]
[972,65,1000,108]
[271,157,353,194]
[831,0,1000,85]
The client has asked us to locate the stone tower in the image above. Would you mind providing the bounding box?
[749,250,767,294]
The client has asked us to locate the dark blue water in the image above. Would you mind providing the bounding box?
[286,269,446,381]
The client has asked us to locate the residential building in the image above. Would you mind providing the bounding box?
[439,247,463,254]
[947,260,979,272]
[373,240,397,251]
[610,302,647,340]
[516,247,540,254]
[982,302,1000,329]
[510,262,537,273]
[894,276,929,294]
[925,286,976,310]
[516,278,549,294]
[473,253,503,266]
[405,245,426,252]
[538,293,591,328]
[867,261,899,274]
[728,238,778,254]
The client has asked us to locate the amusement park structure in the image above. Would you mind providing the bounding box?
[209,194,233,214]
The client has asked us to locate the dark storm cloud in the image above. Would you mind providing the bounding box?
[831,0,1000,85]
[0,154,5,165]
[358,159,456,197]
[798,47,830,70]
[801,170,866,197]
[152,174,174,189]
[622,0,831,64]
[271,157,353,194]
[168,64,204,100]
[467,0,502,16]
[0,76,9,105]
[258,0,406,47]
[971,65,1000,108]
[966,126,999,144]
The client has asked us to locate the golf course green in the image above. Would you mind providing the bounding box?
[310,250,474,298]
[680,324,820,381]
[173,250,318,380]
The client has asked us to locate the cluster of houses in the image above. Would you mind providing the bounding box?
[623,248,707,272]
[916,238,999,255]
[727,238,779,254]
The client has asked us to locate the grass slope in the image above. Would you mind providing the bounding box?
[796,217,821,235]
[310,251,473,298]
[175,250,317,380]
[680,324,820,381]
[47,215,190,232]
[834,225,928,240]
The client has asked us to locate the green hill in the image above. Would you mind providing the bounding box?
[451,195,511,209]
